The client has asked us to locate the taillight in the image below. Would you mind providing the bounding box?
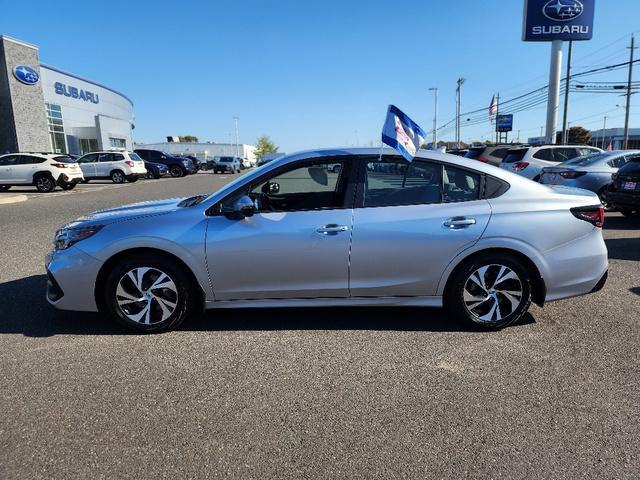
[478,156,489,163]
[513,162,529,172]
[51,163,68,168]
[571,206,604,228]
[125,160,134,167]
[559,171,586,179]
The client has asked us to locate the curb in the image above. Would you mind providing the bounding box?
[0,195,28,205]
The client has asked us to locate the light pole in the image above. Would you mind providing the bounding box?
[429,87,438,149]
[601,116,608,149]
[233,116,240,158]
[455,78,465,148]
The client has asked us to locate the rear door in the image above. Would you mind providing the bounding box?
[78,153,98,177]
[0,155,17,184]
[96,153,115,177]
[349,157,491,297]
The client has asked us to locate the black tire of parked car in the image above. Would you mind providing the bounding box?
[598,187,614,211]
[103,253,196,333]
[169,165,185,177]
[60,182,77,191]
[110,170,125,184]
[127,176,139,183]
[144,171,154,179]
[444,253,532,330]
[620,209,640,217]
[0,185,11,192]
[34,174,56,193]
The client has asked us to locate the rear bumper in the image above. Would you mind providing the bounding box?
[607,191,640,209]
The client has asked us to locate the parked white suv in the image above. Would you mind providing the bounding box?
[0,152,84,192]
[77,151,147,183]
[500,145,602,180]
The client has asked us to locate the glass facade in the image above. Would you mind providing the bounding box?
[79,138,99,154]
[45,103,67,154]
[109,137,126,149]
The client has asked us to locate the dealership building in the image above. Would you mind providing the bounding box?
[0,35,134,155]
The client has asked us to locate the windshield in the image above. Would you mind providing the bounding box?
[129,153,142,161]
[162,152,173,157]
[563,152,609,166]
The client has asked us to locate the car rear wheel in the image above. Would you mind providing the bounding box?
[620,209,640,217]
[144,171,154,179]
[60,182,76,190]
[103,254,195,333]
[598,187,614,211]
[34,175,55,193]
[170,165,185,177]
[445,253,532,330]
[110,170,125,183]
[0,185,11,192]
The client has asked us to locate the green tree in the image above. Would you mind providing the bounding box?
[254,135,278,160]
[555,126,591,145]
[179,135,199,142]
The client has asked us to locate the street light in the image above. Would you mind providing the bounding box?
[233,116,240,158]
[428,87,438,149]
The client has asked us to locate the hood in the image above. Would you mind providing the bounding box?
[66,197,189,228]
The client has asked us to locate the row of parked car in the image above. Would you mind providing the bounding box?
[0,149,251,193]
[458,143,640,216]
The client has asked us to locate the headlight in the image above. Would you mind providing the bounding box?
[54,225,103,250]
[182,160,190,166]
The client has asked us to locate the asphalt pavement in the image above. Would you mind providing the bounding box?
[0,172,638,479]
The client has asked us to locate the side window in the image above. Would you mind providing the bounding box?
[16,155,35,165]
[363,159,441,207]
[31,156,46,164]
[113,154,125,161]
[553,148,578,163]
[79,153,98,163]
[0,155,17,166]
[98,153,113,162]
[247,160,348,212]
[533,148,553,161]
[579,148,596,156]
[443,165,481,203]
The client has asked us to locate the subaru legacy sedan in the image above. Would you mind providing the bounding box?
[46,148,608,333]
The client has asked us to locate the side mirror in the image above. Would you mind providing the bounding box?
[161,155,166,160]
[223,195,255,220]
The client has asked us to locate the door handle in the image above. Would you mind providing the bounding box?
[443,217,476,229]
[316,224,349,235]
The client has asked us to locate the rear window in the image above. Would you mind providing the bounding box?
[220,157,234,162]
[502,150,527,163]
[53,155,75,163]
[129,153,142,161]
[563,152,607,166]
[618,160,640,175]
[465,148,485,160]
[490,148,509,159]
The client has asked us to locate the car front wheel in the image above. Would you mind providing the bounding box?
[103,254,195,333]
[170,165,185,177]
[445,254,532,330]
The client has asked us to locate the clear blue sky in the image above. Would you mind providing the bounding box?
[2,0,640,151]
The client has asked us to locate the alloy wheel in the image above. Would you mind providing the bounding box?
[115,267,178,325]
[36,176,54,192]
[462,264,523,325]
[112,172,125,183]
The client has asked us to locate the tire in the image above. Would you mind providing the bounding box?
[82,179,90,184]
[60,182,76,191]
[620,209,640,217]
[445,253,532,330]
[144,171,154,179]
[0,185,11,192]
[34,175,56,193]
[598,187,614,211]
[169,165,185,178]
[332,165,341,173]
[102,253,196,333]
[127,176,139,183]
[110,170,125,184]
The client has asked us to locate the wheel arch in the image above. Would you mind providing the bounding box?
[440,247,546,307]
[94,247,206,313]
[32,170,56,183]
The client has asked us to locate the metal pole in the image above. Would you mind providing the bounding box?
[233,116,240,157]
[562,40,573,145]
[495,93,500,144]
[546,40,563,144]
[602,116,607,149]
[429,88,438,148]
[623,35,635,150]
[456,78,465,147]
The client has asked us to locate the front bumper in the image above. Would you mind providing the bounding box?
[45,246,102,312]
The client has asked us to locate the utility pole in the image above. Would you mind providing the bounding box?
[429,87,438,148]
[233,116,240,157]
[545,40,563,144]
[455,78,465,147]
[623,35,636,149]
[562,40,573,145]
[601,116,608,149]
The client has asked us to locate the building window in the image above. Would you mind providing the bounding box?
[45,103,67,154]
[109,137,126,149]
[79,138,99,155]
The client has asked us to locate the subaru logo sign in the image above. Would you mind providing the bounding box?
[13,65,40,85]
[523,0,595,42]
[543,0,584,22]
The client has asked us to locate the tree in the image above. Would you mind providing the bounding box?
[179,135,198,142]
[254,135,278,160]
[555,126,591,145]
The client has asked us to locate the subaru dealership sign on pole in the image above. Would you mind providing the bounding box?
[522,0,595,144]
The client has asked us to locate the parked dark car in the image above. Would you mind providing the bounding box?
[143,161,168,179]
[607,157,640,217]
[446,148,468,157]
[182,155,201,171]
[134,149,196,177]
[465,144,520,166]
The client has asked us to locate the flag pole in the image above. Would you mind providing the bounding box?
[495,93,500,144]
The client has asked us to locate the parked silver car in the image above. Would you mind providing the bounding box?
[46,148,608,333]
[539,150,640,208]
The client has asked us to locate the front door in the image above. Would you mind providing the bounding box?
[349,157,491,297]
[206,158,355,300]
[78,153,98,178]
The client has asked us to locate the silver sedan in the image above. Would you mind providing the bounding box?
[46,148,609,333]
[539,150,640,208]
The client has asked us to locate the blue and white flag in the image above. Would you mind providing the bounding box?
[381,105,427,162]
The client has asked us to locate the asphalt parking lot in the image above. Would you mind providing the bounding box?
[0,172,638,479]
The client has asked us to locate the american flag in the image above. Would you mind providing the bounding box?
[489,95,498,121]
